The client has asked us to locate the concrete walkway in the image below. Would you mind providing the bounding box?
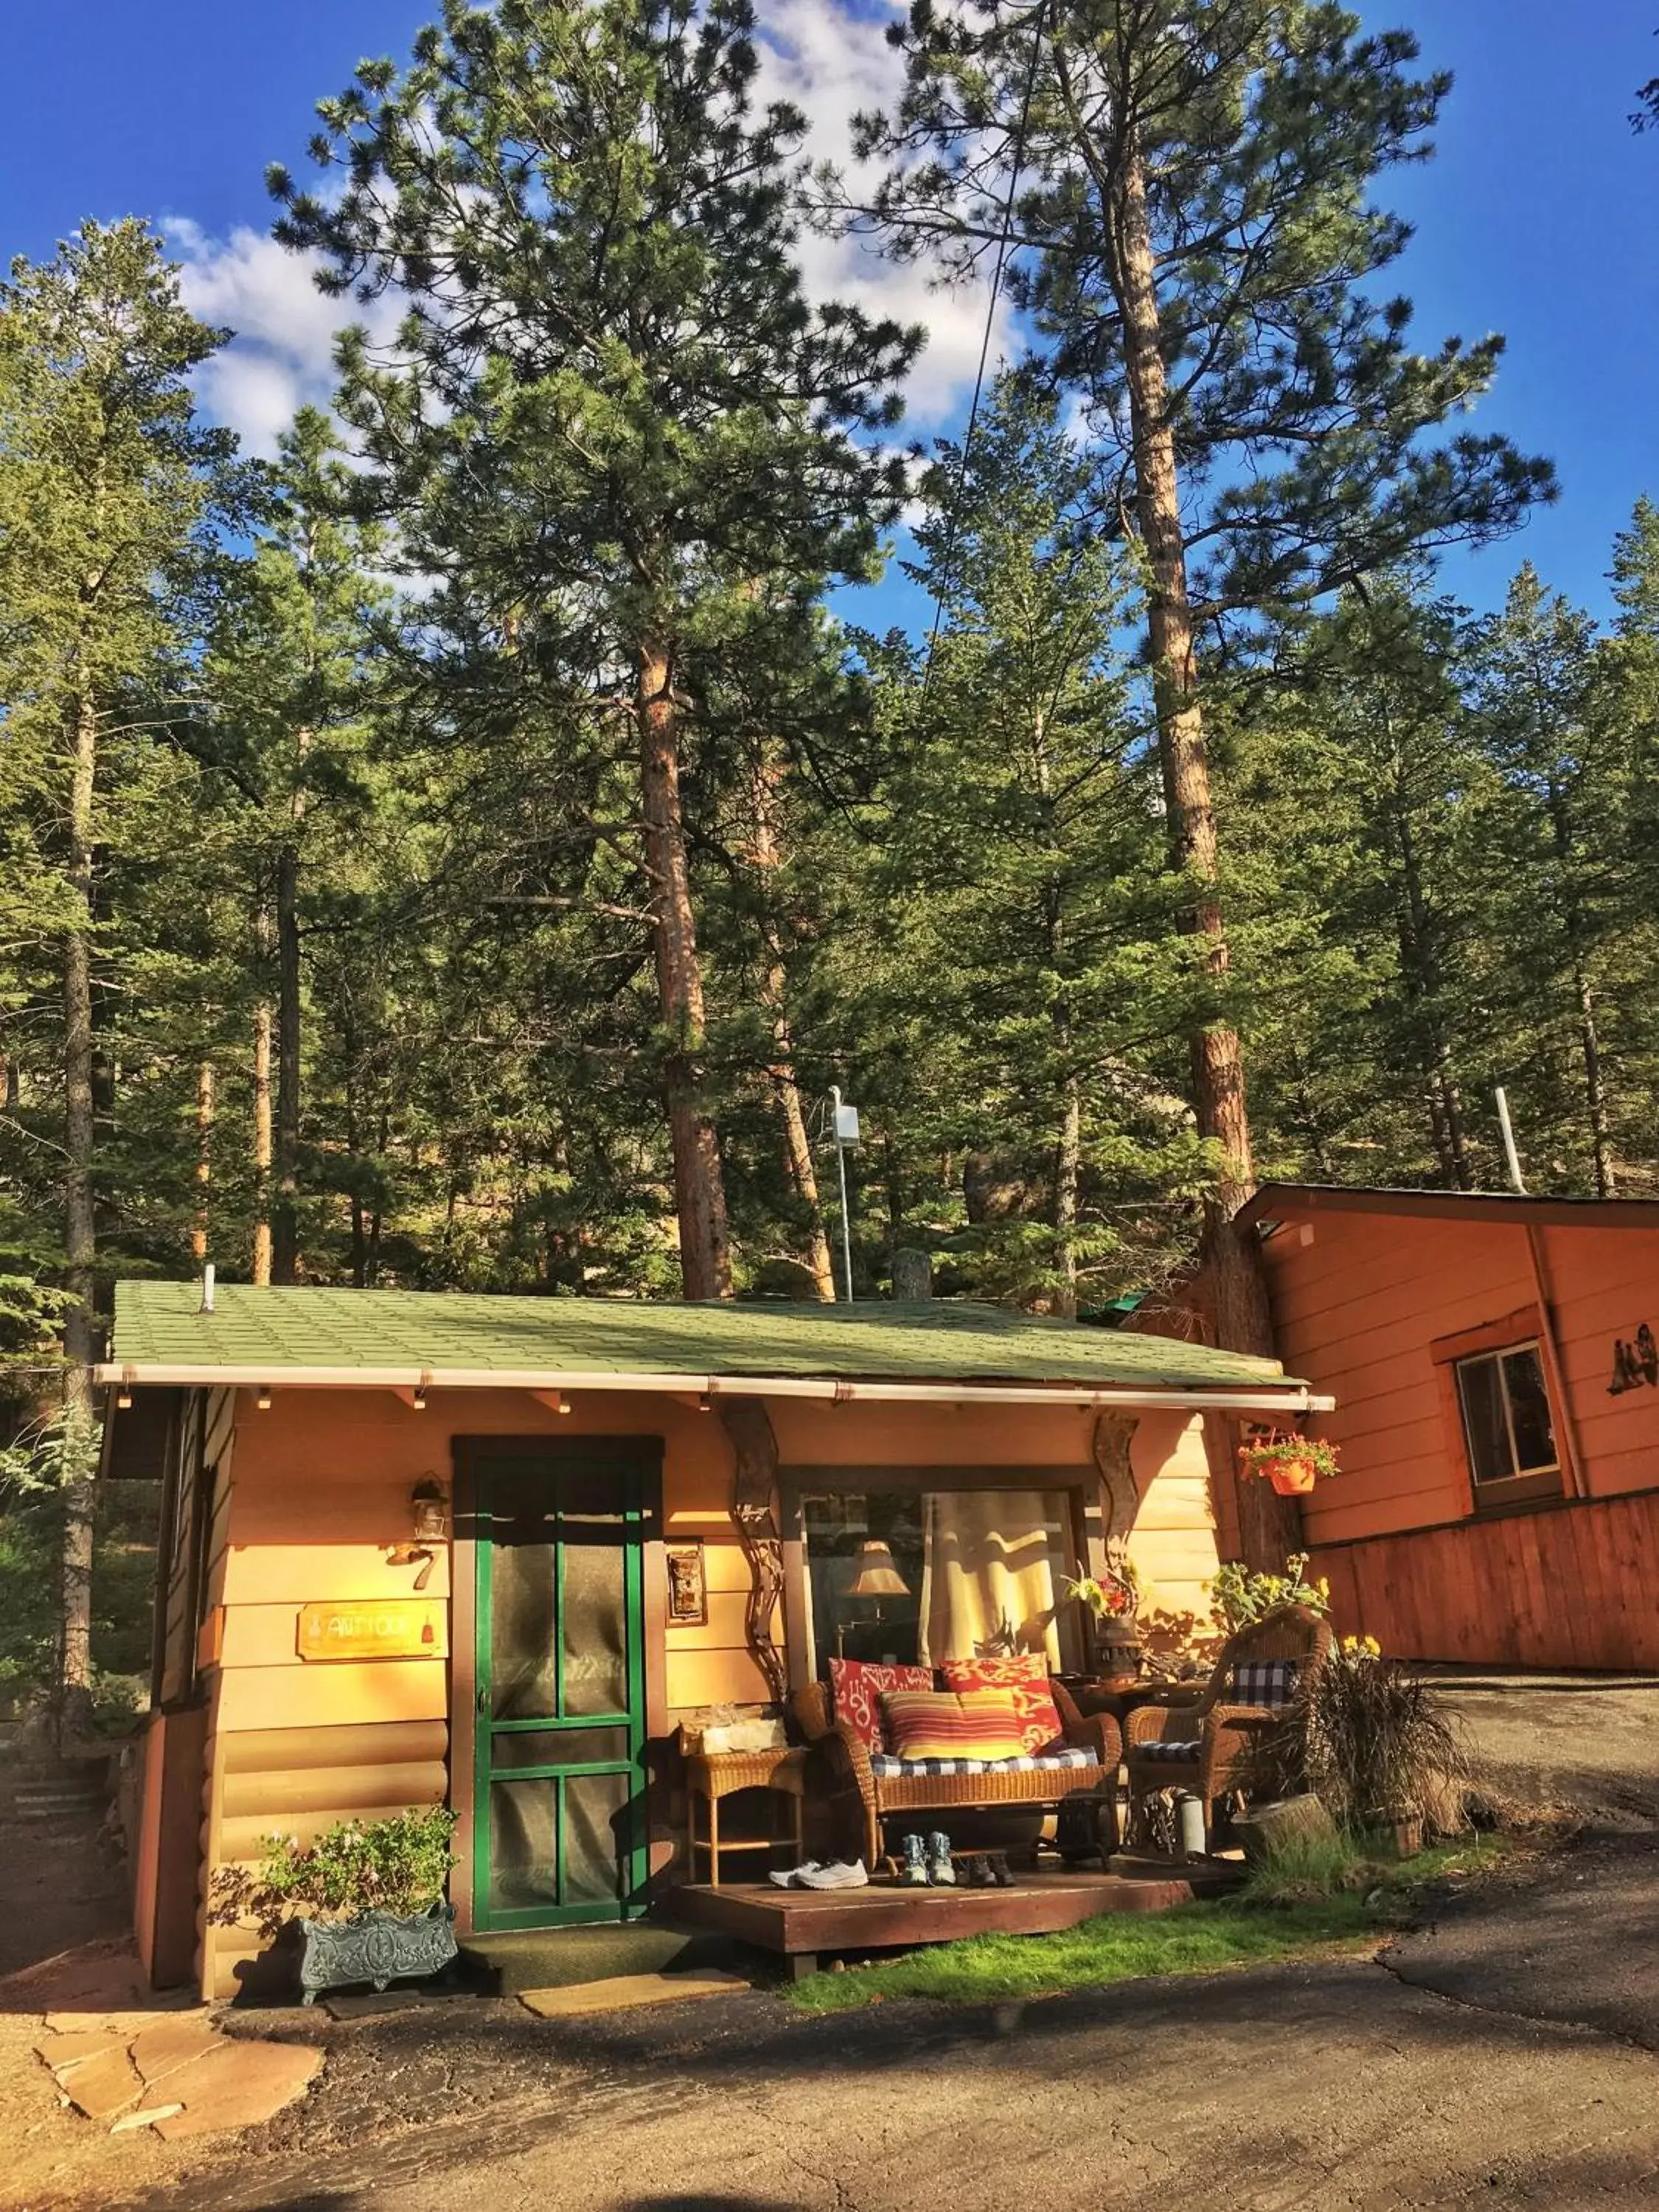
[99,1829,1659,2212]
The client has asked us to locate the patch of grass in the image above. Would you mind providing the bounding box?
[785,1833,1518,2015]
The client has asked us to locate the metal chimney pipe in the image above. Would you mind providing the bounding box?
[199,1262,216,1315]
[1495,1088,1527,1194]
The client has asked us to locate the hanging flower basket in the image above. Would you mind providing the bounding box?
[1237,1433,1341,1497]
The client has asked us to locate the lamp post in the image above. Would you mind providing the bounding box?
[829,1085,859,1302]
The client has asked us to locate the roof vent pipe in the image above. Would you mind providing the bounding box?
[199,1262,215,1315]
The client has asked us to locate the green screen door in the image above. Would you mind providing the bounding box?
[473,1450,651,1930]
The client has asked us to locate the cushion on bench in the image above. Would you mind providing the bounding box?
[939,1653,1064,1755]
[880,1688,1026,1763]
[1131,1739,1203,1762]
[869,1746,1100,1779]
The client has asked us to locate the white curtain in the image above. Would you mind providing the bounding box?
[917,1490,1069,1667]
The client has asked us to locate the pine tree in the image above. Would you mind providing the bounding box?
[0,220,240,1722]
[851,0,1551,1376]
[270,0,920,1300]
[821,378,1208,1311]
[196,408,388,1281]
[1467,568,1623,1195]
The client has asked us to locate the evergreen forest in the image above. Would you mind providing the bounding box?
[4,1,1658,1715]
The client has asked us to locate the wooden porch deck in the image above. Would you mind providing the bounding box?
[672,1863,1231,1975]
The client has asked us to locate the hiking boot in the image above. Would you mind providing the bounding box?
[925,1832,956,1885]
[899,1833,930,1888]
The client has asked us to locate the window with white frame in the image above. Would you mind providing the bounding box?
[1453,1340,1561,1501]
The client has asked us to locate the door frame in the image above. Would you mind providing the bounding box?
[450,1434,668,1936]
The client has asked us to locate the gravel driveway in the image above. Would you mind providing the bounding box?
[86,1829,1659,2212]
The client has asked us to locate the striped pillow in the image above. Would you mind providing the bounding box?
[880,1688,1026,1763]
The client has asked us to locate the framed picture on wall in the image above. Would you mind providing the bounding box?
[665,1540,708,1626]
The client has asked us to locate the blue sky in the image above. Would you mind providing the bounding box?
[3,0,1654,627]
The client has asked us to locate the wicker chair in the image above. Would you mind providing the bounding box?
[1124,1604,1332,1845]
[793,1677,1123,1871]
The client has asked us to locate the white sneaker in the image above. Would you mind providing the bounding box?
[796,1860,869,1891]
[769,1862,824,1888]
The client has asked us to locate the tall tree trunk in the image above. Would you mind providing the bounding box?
[637,640,731,1300]
[192,1063,214,1262]
[1573,964,1613,1197]
[1034,706,1080,1319]
[274,841,302,1280]
[1054,1070,1082,1321]
[1388,781,1472,1189]
[1547,786,1615,1196]
[59,681,99,1733]
[750,751,834,1301]
[1110,131,1293,1566]
[252,900,274,1286]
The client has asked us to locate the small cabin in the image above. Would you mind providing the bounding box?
[1242,1183,1659,1672]
[102,1281,1318,1996]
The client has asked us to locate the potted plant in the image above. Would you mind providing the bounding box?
[1237,1431,1341,1496]
[1209,1553,1332,1633]
[209,1806,459,2004]
[1066,1557,1141,1676]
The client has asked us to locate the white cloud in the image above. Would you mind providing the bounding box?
[166,218,400,459]
[751,0,1010,432]
[164,1,998,460]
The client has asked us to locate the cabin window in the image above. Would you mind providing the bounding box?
[1453,1342,1562,1506]
[793,1484,1087,1680]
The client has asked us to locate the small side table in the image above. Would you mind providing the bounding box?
[684,1744,808,1888]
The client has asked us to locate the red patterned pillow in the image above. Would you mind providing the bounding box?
[939,1654,1062,1756]
[828,1658,933,1750]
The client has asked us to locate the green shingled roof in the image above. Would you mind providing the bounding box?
[111,1281,1299,1392]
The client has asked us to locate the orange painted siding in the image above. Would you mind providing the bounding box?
[1260,1204,1659,1666]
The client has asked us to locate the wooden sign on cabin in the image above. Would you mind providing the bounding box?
[296,1599,448,1661]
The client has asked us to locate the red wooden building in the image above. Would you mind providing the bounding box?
[1239,1183,1659,1671]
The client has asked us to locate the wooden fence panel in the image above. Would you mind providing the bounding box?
[1309,1491,1659,1670]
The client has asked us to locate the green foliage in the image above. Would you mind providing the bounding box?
[1236,1829,1507,1910]
[855,1,1552,630]
[1208,1553,1332,1633]
[209,1807,459,1942]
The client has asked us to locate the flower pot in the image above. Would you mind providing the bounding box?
[1266,1458,1319,1496]
[295,1902,458,2006]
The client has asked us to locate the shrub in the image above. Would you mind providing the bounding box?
[209,1806,459,1942]
[1250,1644,1469,1834]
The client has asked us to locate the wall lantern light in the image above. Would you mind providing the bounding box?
[411,1480,449,1544]
[256,1385,273,1411]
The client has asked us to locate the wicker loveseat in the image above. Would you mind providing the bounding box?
[1124,1603,1333,1842]
[793,1675,1123,1869]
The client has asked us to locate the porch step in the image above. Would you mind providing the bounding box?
[458,1920,751,1994]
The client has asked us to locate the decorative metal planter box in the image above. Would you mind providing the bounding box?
[296,1902,459,2005]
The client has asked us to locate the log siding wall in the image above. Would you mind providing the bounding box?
[178,1385,1225,1992]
